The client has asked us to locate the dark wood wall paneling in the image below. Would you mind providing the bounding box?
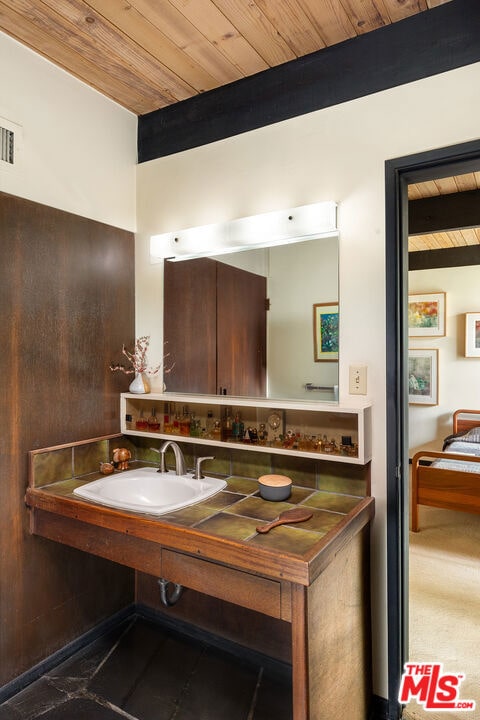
[138,0,480,162]
[0,192,135,687]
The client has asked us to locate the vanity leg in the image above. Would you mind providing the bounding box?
[291,584,309,720]
[290,528,371,720]
[305,528,371,720]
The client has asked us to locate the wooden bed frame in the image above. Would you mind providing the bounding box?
[411,409,480,532]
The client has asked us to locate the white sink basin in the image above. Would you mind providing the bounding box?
[73,467,226,515]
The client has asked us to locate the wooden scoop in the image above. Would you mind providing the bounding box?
[256,507,313,534]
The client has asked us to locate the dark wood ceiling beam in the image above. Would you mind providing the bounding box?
[409,189,480,235]
[138,0,480,162]
[409,245,480,271]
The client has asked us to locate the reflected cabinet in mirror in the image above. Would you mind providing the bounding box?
[163,236,339,402]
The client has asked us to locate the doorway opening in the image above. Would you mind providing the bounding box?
[385,139,480,720]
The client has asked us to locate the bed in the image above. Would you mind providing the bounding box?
[411,409,480,531]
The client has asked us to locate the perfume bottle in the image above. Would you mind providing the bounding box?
[206,411,215,439]
[212,420,222,440]
[258,423,268,445]
[221,407,233,441]
[189,415,201,437]
[163,407,172,434]
[180,406,191,436]
[147,407,160,432]
[232,412,244,442]
[135,408,149,431]
[172,408,180,435]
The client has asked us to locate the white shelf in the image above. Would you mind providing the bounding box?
[122,391,370,413]
[120,393,372,465]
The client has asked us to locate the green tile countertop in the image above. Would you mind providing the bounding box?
[26,468,374,586]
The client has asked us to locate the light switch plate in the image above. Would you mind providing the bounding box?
[349,365,367,395]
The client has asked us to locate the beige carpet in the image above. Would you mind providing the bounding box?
[403,505,480,719]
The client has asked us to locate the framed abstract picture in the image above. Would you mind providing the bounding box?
[408,292,446,337]
[313,302,338,362]
[465,312,480,357]
[408,349,438,405]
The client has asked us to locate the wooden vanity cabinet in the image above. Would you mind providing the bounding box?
[164,257,267,396]
[27,491,373,720]
[26,409,374,720]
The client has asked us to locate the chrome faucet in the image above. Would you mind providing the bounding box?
[157,440,187,475]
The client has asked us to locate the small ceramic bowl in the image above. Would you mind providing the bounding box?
[258,474,292,501]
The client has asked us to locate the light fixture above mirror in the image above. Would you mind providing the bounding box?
[150,201,338,263]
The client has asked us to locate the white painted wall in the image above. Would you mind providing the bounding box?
[0,33,137,230]
[409,265,480,454]
[267,236,338,400]
[136,61,480,699]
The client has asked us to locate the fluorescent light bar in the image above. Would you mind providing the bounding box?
[150,201,337,263]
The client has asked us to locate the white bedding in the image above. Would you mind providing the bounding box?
[433,438,480,473]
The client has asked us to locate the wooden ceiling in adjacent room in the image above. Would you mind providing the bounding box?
[408,173,480,253]
[0,0,451,116]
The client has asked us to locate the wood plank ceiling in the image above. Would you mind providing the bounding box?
[408,173,480,252]
[3,0,474,254]
[0,0,450,117]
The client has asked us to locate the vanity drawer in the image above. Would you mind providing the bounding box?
[162,549,290,620]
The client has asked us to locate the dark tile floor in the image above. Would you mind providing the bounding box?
[0,616,292,720]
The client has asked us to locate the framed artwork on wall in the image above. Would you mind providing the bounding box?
[465,312,480,357]
[408,292,446,337]
[313,302,338,362]
[408,349,438,405]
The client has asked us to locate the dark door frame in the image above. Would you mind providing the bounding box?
[385,138,480,719]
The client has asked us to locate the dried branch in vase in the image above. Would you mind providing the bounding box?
[110,336,175,376]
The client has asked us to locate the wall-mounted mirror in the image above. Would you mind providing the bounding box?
[163,234,339,403]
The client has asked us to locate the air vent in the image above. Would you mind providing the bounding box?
[1,126,15,165]
[0,117,22,171]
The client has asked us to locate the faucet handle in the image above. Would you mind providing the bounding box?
[150,446,168,473]
[194,456,215,480]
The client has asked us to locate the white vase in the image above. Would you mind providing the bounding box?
[129,372,150,394]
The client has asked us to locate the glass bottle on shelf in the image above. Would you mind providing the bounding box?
[232,412,244,442]
[206,411,215,439]
[221,407,233,441]
[180,406,191,436]
[172,408,180,435]
[212,420,222,440]
[163,407,172,434]
[135,408,149,431]
[147,407,160,432]
[189,415,201,438]
[258,423,268,445]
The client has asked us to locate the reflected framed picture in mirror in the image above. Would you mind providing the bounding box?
[313,302,339,362]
